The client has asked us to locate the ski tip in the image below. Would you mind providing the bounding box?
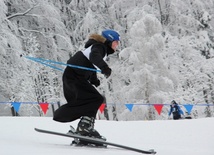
[149,149,157,154]
[35,128,42,132]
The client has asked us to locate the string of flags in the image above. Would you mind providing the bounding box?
[0,102,213,115]
[1,102,50,115]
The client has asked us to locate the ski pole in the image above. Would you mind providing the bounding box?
[25,56,101,72]
[25,56,64,72]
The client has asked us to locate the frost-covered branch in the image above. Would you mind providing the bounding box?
[19,28,47,37]
[7,4,39,20]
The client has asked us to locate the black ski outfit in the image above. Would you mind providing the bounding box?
[53,34,114,122]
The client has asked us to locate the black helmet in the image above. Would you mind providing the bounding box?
[171,100,176,104]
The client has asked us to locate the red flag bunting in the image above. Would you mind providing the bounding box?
[153,104,164,115]
[39,102,49,115]
[99,103,106,113]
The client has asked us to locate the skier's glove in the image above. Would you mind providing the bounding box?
[90,79,100,87]
[101,66,112,78]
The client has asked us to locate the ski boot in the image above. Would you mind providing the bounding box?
[75,116,107,147]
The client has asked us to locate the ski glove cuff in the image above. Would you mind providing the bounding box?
[90,79,100,87]
[101,66,112,78]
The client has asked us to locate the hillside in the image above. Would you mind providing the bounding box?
[1,117,213,155]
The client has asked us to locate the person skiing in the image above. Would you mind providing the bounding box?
[168,100,184,120]
[53,30,120,141]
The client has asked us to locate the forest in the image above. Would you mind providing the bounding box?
[0,0,214,120]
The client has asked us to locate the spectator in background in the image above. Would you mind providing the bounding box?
[168,100,184,120]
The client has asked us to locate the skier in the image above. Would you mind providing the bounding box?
[53,30,120,141]
[168,100,184,120]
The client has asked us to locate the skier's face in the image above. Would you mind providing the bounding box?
[111,41,119,51]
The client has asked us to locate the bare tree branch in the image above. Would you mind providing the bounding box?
[6,4,40,20]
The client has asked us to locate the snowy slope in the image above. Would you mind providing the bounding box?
[0,117,213,155]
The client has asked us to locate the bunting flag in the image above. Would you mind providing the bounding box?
[1,101,210,116]
[99,103,106,113]
[11,102,21,113]
[39,102,49,115]
[125,104,134,112]
[183,104,194,114]
[153,104,164,115]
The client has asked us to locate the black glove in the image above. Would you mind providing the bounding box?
[90,79,100,87]
[101,66,112,78]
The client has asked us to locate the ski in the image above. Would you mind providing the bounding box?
[35,128,156,154]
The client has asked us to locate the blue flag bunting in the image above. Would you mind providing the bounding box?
[183,104,194,114]
[125,104,134,112]
[11,102,21,113]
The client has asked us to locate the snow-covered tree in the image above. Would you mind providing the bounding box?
[0,0,214,119]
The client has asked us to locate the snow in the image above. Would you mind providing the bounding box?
[1,117,213,155]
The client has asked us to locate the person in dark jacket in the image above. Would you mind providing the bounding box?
[168,100,184,120]
[53,30,120,140]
